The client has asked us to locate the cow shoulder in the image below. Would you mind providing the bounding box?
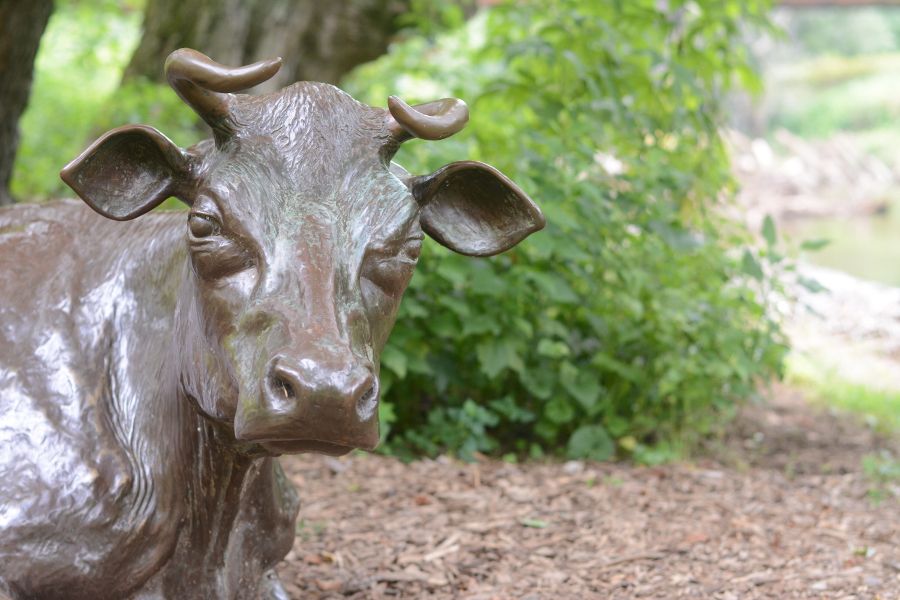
[0,202,186,598]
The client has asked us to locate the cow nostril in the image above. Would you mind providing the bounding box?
[356,382,378,421]
[269,372,297,403]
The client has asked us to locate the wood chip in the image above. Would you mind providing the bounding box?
[274,385,899,598]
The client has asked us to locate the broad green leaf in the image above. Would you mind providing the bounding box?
[537,339,570,358]
[476,338,523,379]
[566,424,615,461]
[560,361,602,410]
[525,271,579,304]
[381,346,408,379]
[544,396,575,425]
[462,314,502,337]
[591,353,641,384]
[741,250,764,281]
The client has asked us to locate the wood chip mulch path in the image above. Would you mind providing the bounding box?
[276,386,899,599]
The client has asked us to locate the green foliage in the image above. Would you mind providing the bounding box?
[11,0,196,201]
[785,8,900,58]
[788,353,900,435]
[760,9,900,146]
[862,451,900,504]
[398,0,474,38]
[348,0,786,462]
[765,54,900,142]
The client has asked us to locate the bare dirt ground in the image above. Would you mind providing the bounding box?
[276,386,900,599]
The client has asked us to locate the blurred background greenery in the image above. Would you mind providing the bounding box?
[3,0,898,464]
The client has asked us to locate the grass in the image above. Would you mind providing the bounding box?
[763,52,900,160]
[862,451,900,503]
[787,348,900,502]
[771,53,900,88]
[786,351,900,435]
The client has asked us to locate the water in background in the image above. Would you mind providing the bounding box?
[732,7,900,288]
[790,204,900,287]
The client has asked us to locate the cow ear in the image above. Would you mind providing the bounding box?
[60,125,195,221]
[411,161,545,257]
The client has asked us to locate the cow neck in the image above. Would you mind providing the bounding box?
[182,415,254,565]
[155,248,265,589]
[171,259,257,541]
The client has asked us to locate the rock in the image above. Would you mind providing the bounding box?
[864,575,882,587]
[562,460,584,474]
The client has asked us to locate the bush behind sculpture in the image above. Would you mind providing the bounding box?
[345,0,787,462]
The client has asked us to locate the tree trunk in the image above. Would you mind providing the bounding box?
[124,0,410,92]
[0,0,54,206]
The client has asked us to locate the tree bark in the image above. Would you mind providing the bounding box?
[0,0,54,206]
[124,0,410,92]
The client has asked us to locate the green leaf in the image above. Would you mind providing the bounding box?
[525,271,579,304]
[470,266,508,297]
[378,402,397,444]
[437,296,471,319]
[567,425,615,461]
[800,238,830,251]
[520,518,549,529]
[518,368,554,400]
[401,298,429,319]
[741,250,764,281]
[489,395,535,423]
[762,215,777,247]
[381,346,408,379]
[544,396,575,425]
[427,313,459,338]
[476,338,523,379]
[462,314,502,337]
[537,339,571,358]
[798,276,827,294]
[592,353,641,384]
[560,361,602,410]
[435,259,470,287]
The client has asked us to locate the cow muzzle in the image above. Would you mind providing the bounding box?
[234,350,380,454]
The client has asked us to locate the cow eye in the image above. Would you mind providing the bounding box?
[188,213,220,238]
[361,237,422,297]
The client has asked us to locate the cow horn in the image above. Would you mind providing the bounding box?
[386,96,469,143]
[164,48,282,144]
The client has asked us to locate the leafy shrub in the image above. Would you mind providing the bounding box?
[345,0,787,461]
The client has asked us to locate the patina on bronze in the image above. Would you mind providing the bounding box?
[0,49,543,599]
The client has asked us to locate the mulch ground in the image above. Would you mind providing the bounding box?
[276,386,900,599]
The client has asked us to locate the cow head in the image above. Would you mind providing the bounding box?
[60,49,543,456]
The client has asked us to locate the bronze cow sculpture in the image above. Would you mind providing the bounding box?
[0,49,543,599]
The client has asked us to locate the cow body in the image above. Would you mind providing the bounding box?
[0,49,543,598]
[0,202,297,598]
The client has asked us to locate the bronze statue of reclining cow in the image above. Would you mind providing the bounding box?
[0,48,543,599]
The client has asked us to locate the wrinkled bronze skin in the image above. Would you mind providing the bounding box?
[0,49,543,599]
